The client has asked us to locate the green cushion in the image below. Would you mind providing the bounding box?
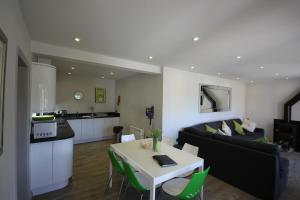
[233,120,245,135]
[255,137,269,143]
[205,125,217,134]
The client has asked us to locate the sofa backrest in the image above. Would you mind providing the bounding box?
[183,118,279,156]
[184,118,242,135]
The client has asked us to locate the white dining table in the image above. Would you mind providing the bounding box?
[109,139,204,200]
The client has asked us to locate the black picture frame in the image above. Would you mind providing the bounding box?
[0,28,7,156]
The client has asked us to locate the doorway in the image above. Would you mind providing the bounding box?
[16,52,31,200]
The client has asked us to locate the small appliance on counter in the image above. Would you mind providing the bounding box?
[31,115,57,139]
[32,121,57,139]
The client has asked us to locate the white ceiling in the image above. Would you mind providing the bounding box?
[48,56,138,80]
[21,0,300,82]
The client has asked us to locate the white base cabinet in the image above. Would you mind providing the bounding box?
[30,138,73,196]
[68,117,119,144]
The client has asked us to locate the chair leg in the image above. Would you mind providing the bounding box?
[157,188,161,200]
[104,174,113,193]
[121,182,129,200]
[117,176,125,200]
[140,193,144,200]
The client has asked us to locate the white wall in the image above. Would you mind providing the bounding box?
[56,75,115,113]
[246,79,300,140]
[0,0,31,199]
[292,101,300,121]
[162,67,246,142]
[116,74,162,136]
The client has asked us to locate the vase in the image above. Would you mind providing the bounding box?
[152,137,158,152]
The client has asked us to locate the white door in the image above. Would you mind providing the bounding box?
[53,139,73,183]
[103,118,113,137]
[30,142,53,189]
[81,119,95,139]
[93,118,105,139]
[67,119,82,142]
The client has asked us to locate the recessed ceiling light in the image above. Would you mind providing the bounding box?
[259,66,264,69]
[190,66,195,69]
[101,76,105,79]
[236,56,242,59]
[110,72,114,75]
[275,73,279,76]
[193,36,199,41]
[74,37,80,42]
[67,72,72,75]
[148,56,153,60]
[71,66,75,70]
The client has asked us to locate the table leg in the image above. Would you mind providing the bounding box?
[109,161,112,188]
[198,166,204,200]
[149,179,155,200]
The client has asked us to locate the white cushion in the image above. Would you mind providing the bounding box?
[222,121,232,136]
[162,178,189,196]
[217,129,226,135]
[242,118,256,132]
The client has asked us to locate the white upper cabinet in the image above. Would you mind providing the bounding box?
[31,62,56,113]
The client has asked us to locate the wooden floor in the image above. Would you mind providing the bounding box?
[33,140,258,200]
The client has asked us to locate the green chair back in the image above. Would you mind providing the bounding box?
[107,150,124,174]
[122,161,147,192]
[177,167,210,200]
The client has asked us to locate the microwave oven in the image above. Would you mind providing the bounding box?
[32,121,57,139]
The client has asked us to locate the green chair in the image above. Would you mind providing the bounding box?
[105,150,125,200]
[122,161,159,200]
[160,167,210,200]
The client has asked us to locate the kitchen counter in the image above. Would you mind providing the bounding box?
[56,112,120,120]
[30,122,74,143]
[30,112,120,144]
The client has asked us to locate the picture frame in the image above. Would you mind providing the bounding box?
[95,87,106,103]
[0,28,8,156]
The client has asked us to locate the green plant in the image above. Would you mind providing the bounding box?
[151,129,161,139]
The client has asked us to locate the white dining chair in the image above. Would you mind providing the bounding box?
[121,134,136,142]
[177,143,199,178]
[161,136,175,146]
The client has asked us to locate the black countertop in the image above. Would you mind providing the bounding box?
[30,112,120,144]
[30,122,74,144]
[54,112,120,120]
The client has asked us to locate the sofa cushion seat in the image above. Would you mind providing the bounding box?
[212,133,280,155]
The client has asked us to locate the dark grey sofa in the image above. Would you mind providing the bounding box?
[183,118,265,140]
[177,118,289,200]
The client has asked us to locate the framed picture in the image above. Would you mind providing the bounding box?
[95,87,106,103]
[0,28,7,156]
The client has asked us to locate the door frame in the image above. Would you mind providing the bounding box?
[16,48,31,200]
